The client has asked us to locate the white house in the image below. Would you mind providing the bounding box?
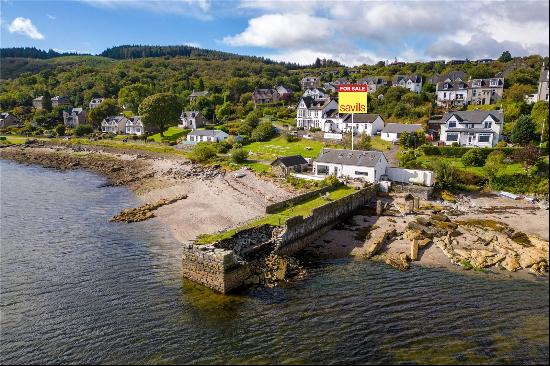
[101,116,127,134]
[392,75,423,93]
[125,116,144,135]
[323,113,385,136]
[179,111,207,130]
[302,88,326,100]
[381,123,424,142]
[63,108,87,128]
[296,97,338,130]
[89,98,105,109]
[537,64,549,102]
[357,76,387,92]
[300,76,320,89]
[436,79,469,107]
[186,130,229,143]
[313,149,389,183]
[440,110,503,147]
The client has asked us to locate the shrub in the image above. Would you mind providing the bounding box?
[461,149,486,167]
[433,159,459,190]
[251,121,275,142]
[511,114,536,145]
[457,170,484,186]
[55,124,66,136]
[216,140,232,154]
[230,148,248,163]
[74,124,94,137]
[189,142,217,163]
[319,174,340,187]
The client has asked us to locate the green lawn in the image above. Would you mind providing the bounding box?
[148,127,189,143]
[370,136,393,151]
[246,135,327,161]
[196,185,357,244]
[415,155,526,177]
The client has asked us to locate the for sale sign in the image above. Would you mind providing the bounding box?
[338,84,368,113]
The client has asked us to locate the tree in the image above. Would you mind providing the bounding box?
[215,102,232,122]
[513,145,541,172]
[530,101,549,141]
[499,51,512,62]
[251,121,275,142]
[505,84,533,103]
[118,83,153,112]
[74,124,93,137]
[138,93,182,136]
[42,90,52,112]
[433,159,459,190]
[55,124,66,136]
[88,98,120,128]
[511,114,536,145]
[484,151,504,186]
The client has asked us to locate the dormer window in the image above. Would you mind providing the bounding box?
[490,79,499,86]
[448,121,457,128]
[484,121,492,128]
[444,83,449,90]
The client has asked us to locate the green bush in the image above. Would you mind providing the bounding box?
[189,142,217,163]
[421,145,520,158]
[319,174,340,187]
[251,121,275,142]
[55,124,66,136]
[230,148,248,163]
[74,124,94,137]
[432,159,459,190]
[461,149,486,167]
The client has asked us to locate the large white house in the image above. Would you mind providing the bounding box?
[381,123,424,142]
[296,97,338,130]
[101,116,127,134]
[440,110,503,147]
[436,79,469,107]
[186,130,229,143]
[323,113,385,136]
[125,116,143,135]
[313,149,389,183]
[302,88,326,100]
[392,75,423,93]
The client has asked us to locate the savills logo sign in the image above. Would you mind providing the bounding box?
[338,84,368,114]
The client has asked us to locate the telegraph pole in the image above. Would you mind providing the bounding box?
[351,113,354,150]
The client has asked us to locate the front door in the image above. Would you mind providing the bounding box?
[334,166,339,177]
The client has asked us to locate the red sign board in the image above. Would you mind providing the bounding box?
[338,84,368,93]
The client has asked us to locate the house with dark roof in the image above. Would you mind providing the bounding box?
[440,110,503,147]
[101,116,127,134]
[468,77,504,105]
[357,76,387,92]
[188,90,210,102]
[0,113,21,129]
[179,111,208,130]
[323,113,385,136]
[51,96,71,108]
[125,116,144,135]
[296,97,338,130]
[270,155,309,177]
[381,123,424,142]
[276,85,293,102]
[436,79,469,107]
[313,149,388,183]
[63,108,87,128]
[392,75,423,93]
[89,98,105,109]
[186,130,229,143]
[302,88,326,100]
[252,88,280,106]
[300,76,320,89]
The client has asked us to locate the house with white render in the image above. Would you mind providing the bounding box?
[296,97,338,130]
[313,149,389,183]
[440,110,503,147]
[323,113,385,136]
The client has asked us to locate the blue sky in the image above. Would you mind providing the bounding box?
[1,0,549,66]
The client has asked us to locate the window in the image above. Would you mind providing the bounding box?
[317,165,329,175]
[446,133,459,142]
[484,121,492,128]
[448,121,456,128]
[478,134,491,143]
[355,171,369,176]
[443,92,447,98]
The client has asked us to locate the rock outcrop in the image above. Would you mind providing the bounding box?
[111,195,188,222]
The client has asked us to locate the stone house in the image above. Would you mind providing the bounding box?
[252,88,280,106]
[439,110,503,147]
[381,123,424,142]
[51,96,71,108]
[300,76,320,89]
[89,98,105,109]
[468,77,504,105]
[313,149,389,183]
[0,113,21,128]
[179,111,208,130]
[270,155,309,177]
[186,130,229,143]
[63,108,88,128]
[32,96,45,109]
[537,64,549,103]
[101,116,128,134]
[188,90,210,102]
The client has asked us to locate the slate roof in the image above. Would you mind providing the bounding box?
[188,130,228,137]
[189,90,210,97]
[271,155,308,167]
[436,80,469,91]
[393,75,422,84]
[181,111,202,119]
[316,149,386,167]
[540,65,549,83]
[382,123,423,134]
[299,96,333,110]
[469,78,504,88]
[276,85,292,94]
[357,76,386,85]
[341,114,382,124]
[442,110,504,124]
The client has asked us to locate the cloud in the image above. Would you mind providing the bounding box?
[46,14,56,20]
[224,0,549,66]
[83,0,213,20]
[8,17,44,40]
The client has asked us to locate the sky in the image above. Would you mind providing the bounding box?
[1,0,549,66]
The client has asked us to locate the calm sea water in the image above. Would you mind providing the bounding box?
[0,159,548,365]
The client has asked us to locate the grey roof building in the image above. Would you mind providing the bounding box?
[382,123,424,134]
[442,110,503,124]
[316,149,386,167]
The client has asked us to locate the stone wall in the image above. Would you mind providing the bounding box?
[182,185,376,293]
[265,186,333,213]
